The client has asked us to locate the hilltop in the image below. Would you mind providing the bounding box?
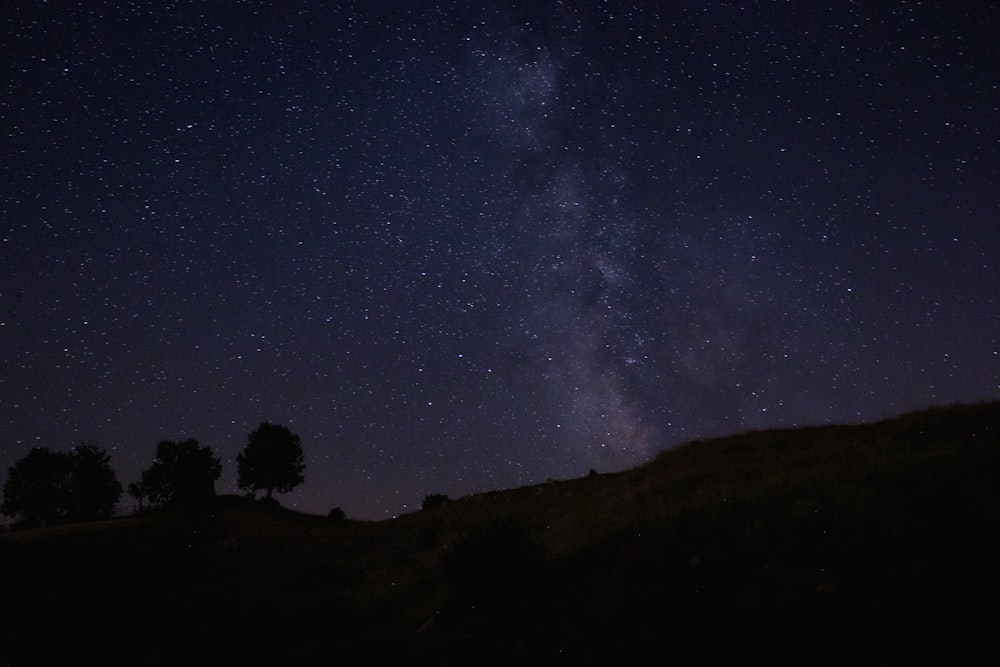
[2,401,999,664]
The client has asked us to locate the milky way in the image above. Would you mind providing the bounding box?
[2,2,998,519]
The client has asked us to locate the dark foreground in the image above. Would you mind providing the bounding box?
[3,401,999,665]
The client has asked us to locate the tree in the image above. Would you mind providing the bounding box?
[237,422,305,499]
[1,445,122,526]
[127,479,148,509]
[2,448,70,526]
[139,439,222,508]
[67,444,122,520]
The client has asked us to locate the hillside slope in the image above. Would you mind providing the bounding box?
[2,401,999,664]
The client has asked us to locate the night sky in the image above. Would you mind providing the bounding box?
[2,1,998,521]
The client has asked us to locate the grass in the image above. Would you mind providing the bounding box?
[2,400,999,664]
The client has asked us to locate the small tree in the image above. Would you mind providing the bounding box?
[237,422,305,500]
[139,439,222,508]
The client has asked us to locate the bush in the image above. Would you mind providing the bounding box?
[422,494,450,511]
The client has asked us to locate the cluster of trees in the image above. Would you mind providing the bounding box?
[125,438,223,510]
[1,422,305,528]
[0,445,122,526]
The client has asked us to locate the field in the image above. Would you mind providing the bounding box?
[3,401,999,664]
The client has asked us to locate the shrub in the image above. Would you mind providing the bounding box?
[422,493,450,511]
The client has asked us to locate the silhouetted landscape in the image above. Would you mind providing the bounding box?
[3,401,999,665]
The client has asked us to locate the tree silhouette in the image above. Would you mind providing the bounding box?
[139,439,222,508]
[1,445,122,526]
[1,448,70,526]
[237,422,305,499]
[67,444,122,520]
[127,479,149,509]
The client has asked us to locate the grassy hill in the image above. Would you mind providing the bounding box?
[3,401,999,664]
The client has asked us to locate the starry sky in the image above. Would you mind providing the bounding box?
[2,1,998,521]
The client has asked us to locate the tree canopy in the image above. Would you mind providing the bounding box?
[1,444,122,526]
[237,422,305,499]
[138,439,222,508]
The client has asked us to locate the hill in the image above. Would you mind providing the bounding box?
[2,401,999,664]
